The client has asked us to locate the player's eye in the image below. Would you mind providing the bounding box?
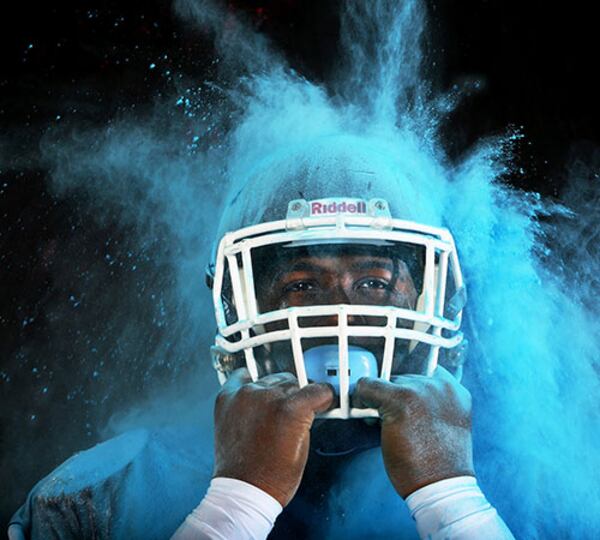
[355,277,390,291]
[283,280,318,293]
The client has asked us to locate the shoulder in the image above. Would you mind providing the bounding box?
[11,425,212,540]
[35,428,151,497]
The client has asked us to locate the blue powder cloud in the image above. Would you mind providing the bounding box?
[36,1,600,537]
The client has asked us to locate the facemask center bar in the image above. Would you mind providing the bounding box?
[338,306,350,416]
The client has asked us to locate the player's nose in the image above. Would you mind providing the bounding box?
[321,283,365,326]
[327,283,351,304]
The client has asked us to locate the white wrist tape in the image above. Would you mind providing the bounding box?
[172,477,283,540]
[406,476,515,540]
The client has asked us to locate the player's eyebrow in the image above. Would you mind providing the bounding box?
[268,258,395,284]
[270,260,324,282]
[348,259,394,272]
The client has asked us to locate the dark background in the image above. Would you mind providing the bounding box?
[1,0,598,528]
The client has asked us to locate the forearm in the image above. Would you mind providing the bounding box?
[406,476,514,540]
[171,478,282,540]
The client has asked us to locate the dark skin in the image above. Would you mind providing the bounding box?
[213,253,475,506]
[214,369,334,507]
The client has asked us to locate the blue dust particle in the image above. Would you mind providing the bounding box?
[22,317,35,327]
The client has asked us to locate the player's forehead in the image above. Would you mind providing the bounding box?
[253,243,423,279]
[278,252,393,273]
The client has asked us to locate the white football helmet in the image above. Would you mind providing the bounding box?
[206,138,467,419]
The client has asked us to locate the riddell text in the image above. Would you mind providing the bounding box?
[310,200,367,215]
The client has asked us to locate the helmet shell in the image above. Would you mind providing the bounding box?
[215,134,444,244]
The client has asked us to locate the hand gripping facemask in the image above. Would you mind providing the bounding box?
[206,194,467,420]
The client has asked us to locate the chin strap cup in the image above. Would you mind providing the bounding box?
[303,345,378,394]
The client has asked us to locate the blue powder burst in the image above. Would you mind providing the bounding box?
[36,0,600,538]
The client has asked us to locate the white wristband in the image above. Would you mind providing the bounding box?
[171,477,283,540]
[406,476,515,540]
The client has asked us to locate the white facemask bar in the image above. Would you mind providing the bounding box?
[211,213,464,419]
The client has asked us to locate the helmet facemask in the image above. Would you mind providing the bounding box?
[209,198,466,419]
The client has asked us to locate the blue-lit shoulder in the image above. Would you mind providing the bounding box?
[9,425,213,540]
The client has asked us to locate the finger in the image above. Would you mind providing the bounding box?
[222,368,252,394]
[354,377,412,410]
[292,383,335,414]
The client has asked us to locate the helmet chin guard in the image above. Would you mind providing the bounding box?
[208,197,466,419]
[303,345,378,394]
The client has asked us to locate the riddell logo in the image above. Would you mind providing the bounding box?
[310,200,367,215]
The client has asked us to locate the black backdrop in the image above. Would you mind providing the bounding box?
[1,0,598,528]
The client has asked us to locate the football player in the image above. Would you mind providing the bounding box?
[9,142,514,539]
[171,141,515,539]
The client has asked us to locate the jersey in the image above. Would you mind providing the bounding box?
[9,423,419,539]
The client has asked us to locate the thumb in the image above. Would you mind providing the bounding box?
[354,377,397,410]
[293,383,335,414]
